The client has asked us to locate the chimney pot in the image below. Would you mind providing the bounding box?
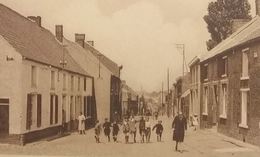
[27,16,41,27]
[55,25,63,43]
[87,41,94,46]
[75,34,85,48]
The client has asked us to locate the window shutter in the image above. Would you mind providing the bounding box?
[26,94,32,130]
[50,95,53,125]
[37,94,42,127]
[55,95,58,124]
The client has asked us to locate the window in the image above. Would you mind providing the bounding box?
[86,96,92,117]
[219,56,228,77]
[242,50,249,79]
[50,95,58,124]
[220,84,227,118]
[78,77,80,91]
[70,96,74,120]
[63,73,67,91]
[26,93,42,129]
[84,78,87,91]
[240,90,249,128]
[31,66,37,88]
[203,86,208,115]
[51,71,55,89]
[71,75,74,91]
[203,64,209,81]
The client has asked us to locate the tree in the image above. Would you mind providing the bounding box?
[204,0,251,50]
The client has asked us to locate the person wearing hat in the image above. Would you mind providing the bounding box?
[172,112,187,152]
[152,120,164,142]
[103,118,112,142]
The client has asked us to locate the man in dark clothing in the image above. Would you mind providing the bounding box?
[139,117,146,143]
[172,112,187,152]
[103,118,111,142]
[152,120,163,142]
[112,121,119,142]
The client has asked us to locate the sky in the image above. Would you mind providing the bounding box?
[0,0,256,92]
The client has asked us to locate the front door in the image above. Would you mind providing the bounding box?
[0,103,9,135]
[212,85,218,125]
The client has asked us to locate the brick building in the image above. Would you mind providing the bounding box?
[199,0,260,146]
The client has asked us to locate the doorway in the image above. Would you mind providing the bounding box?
[0,99,9,135]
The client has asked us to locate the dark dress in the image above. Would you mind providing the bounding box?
[103,122,111,136]
[172,116,187,142]
[139,119,146,134]
[112,123,119,136]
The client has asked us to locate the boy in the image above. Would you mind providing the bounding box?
[152,120,164,142]
[103,118,111,142]
[94,120,102,143]
[112,121,119,142]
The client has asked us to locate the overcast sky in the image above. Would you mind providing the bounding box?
[0,0,256,92]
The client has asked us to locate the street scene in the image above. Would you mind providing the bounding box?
[1,0,260,157]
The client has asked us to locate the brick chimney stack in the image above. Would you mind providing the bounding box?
[55,25,63,43]
[75,34,85,48]
[256,0,260,16]
[27,16,41,27]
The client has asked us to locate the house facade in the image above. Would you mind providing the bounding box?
[61,29,122,123]
[0,4,93,144]
[199,2,260,146]
[189,56,201,126]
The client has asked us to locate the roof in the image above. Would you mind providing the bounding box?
[0,4,90,77]
[201,15,260,62]
[83,42,120,77]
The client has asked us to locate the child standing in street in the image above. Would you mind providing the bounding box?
[94,120,102,143]
[112,121,119,142]
[123,118,130,144]
[152,120,164,142]
[103,118,112,142]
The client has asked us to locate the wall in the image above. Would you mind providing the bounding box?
[0,35,23,134]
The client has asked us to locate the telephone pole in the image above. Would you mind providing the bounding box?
[167,68,170,117]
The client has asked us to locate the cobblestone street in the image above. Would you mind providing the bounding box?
[0,117,259,157]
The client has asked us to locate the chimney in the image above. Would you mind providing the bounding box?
[55,25,63,43]
[27,16,41,27]
[75,34,85,48]
[231,19,250,33]
[256,0,260,16]
[87,40,94,46]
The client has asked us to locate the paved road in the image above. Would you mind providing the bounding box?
[0,117,259,157]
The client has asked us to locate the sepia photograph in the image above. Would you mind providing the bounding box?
[0,0,260,157]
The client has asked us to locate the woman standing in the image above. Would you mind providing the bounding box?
[172,112,187,152]
[103,118,111,142]
[78,112,86,135]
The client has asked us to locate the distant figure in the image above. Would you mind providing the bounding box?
[129,116,137,143]
[78,112,86,135]
[112,121,120,142]
[192,115,199,131]
[122,118,130,144]
[139,116,146,143]
[103,118,111,142]
[145,117,151,143]
[154,112,159,120]
[152,120,164,142]
[172,112,187,152]
[94,120,102,143]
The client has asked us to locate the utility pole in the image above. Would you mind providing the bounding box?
[161,82,164,116]
[167,68,170,117]
[176,44,185,113]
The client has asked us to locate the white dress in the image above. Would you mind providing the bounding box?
[78,115,86,131]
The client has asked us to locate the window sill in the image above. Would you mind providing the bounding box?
[219,114,227,119]
[240,76,249,80]
[240,88,250,92]
[239,123,249,129]
[204,79,208,82]
[221,74,227,78]
[202,112,208,116]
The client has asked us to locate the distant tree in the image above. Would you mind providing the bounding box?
[204,0,251,50]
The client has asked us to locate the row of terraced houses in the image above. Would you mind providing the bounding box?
[0,4,123,145]
[173,0,260,147]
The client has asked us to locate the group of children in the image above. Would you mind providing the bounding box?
[94,116,164,144]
